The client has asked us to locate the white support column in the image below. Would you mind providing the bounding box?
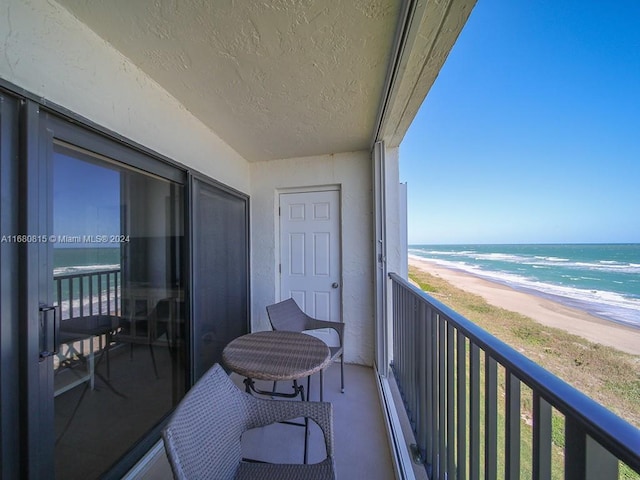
[373,142,404,374]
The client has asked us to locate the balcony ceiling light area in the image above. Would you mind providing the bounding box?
[56,0,401,162]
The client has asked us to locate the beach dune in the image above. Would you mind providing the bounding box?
[409,256,640,356]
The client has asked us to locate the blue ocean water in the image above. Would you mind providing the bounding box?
[54,246,120,275]
[409,244,640,329]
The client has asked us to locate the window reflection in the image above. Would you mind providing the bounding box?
[53,144,185,479]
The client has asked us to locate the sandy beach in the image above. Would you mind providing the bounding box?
[409,255,640,356]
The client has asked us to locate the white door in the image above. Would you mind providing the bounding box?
[280,190,341,327]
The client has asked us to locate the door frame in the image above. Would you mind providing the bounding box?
[276,185,343,323]
[0,90,21,479]
[20,100,54,479]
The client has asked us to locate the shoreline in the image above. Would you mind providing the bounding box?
[409,255,640,356]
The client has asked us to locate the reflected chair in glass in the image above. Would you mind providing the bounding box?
[266,298,345,394]
[117,296,172,379]
[162,363,336,480]
[153,297,185,360]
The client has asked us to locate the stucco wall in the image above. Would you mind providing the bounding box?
[1,0,385,367]
[250,152,375,366]
[0,0,249,192]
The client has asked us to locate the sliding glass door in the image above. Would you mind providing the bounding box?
[191,177,249,380]
[1,93,250,478]
[51,142,186,478]
[24,110,187,479]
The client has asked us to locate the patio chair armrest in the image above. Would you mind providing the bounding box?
[306,319,344,341]
[248,398,334,456]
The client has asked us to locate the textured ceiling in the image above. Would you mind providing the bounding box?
[57,0,401,162]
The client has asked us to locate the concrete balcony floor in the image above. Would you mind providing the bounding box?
[138,362,396,479]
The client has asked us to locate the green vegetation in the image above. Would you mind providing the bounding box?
[412,276,438,293]
[408,266,640,479]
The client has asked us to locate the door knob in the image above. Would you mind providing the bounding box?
[332,282,339,289]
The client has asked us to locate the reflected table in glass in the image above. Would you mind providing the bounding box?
[59,315,123,397]
[55,330,95,397]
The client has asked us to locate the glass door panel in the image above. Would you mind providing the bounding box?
[192,179,248,380]
[52,143,185,479]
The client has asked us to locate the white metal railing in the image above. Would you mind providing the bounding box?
[389,272,640,480]
[54,268,120,319]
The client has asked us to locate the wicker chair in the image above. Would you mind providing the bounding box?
[267,298,345,393]
[162,363,336,480]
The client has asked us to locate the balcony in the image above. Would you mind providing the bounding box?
[53,270,396,479]
[17,0,635,477]
[54,269,640,479]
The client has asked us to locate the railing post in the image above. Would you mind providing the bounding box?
[88,273,94,316]
[69,278,74,318]
[410,294,417,426]
[485,355,498,479]
[97,274,103,315]
[431,308,440,478]
[469,343,480,480]
[56,278,62,318]
[106,273,111,315]
[446,323,455,477]
[115,271,120,315]
[425,305,435,476]
[533,393,552,480]
[438,315,446,479]
[584,435,619,480]
[79,274,85,318]
[565,419,619,480]
[565,418,587,480]
[399,286,407,416]
[456,332,467,480]
[417,300,428,464]
[505,370,521,479]
[391,280,398,371]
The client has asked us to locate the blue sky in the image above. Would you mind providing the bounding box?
[400,0,640,245]
[54,151,121,244]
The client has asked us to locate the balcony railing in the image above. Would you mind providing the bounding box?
[54,268,121,320]
[389,272,640,479]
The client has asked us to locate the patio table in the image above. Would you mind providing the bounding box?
[222,330,331,400]
[222,330,332,464]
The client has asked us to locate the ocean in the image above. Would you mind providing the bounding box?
[54,246,120,276]
[408,244,640,329]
